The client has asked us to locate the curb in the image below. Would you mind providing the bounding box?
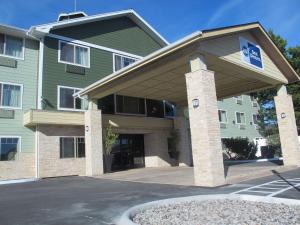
[117,194,300,225]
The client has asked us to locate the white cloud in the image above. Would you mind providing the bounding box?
[205,0,244,28]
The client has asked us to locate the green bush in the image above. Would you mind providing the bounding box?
[222,137,257,160]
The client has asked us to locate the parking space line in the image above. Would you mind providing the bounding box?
[232,178,300,197]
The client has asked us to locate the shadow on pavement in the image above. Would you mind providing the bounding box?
[272,170,300,192]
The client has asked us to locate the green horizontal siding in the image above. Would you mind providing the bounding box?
[51,17,163,56]
[218,95,261,140]
[43,36,113,110]
[0,39,39,153]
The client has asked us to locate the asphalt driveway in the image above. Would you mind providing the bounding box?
[0,168,299,225]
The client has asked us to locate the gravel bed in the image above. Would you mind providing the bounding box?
[132,199,300,225]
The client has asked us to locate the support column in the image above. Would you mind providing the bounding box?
[185,54,225,187]
[174,107,193,166]
[274,85,300,166]
[85,100,104,176]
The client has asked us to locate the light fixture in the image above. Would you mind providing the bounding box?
[281,113,286,119]
[192,98,199,108]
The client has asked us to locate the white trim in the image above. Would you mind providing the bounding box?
[218,109,228,124]
[0,34,25,60]
[58,40,90,68]
[57,85,86,112]
[239,36,265,71]
[50,33,142,60]
[0,81,23,110]
[30,9,169,46]
[0,136,22,160]
[235,111,246,124]
[37,38,44,109]
[112,53,139,73]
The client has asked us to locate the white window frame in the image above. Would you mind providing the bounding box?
[59,136,85,159]
[218,109,228,124]
[0,34,25,60]
[235,111,246,125]
[0,81,23,110]
[234,95,243,104]
[58,40,90,68]
[57,85,86,112]
[0,136,21,161]
[252,114,259,125]
[112,53,138,72]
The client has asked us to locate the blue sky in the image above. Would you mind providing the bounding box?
[0,0,299,46]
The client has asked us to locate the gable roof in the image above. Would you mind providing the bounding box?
[28,9,169,46]
[79,22,299,97]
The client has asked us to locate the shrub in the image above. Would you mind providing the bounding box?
[222,137,257,160]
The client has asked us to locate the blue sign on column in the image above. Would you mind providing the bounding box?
[239,37,263,69]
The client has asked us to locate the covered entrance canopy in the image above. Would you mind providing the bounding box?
[80,22,298,104]
[80,22,300,187]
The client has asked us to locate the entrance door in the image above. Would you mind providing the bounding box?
[111,134,145,171]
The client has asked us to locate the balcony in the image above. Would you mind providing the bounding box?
[23,109,173,130]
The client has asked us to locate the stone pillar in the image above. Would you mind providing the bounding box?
[85,100,104,176]
[274,85,300,166]
[174,113,193,166]
[185,54,225,187]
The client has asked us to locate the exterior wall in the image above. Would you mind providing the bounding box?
[37,125,85,178]
[144,130,172,167]
[0,38,39,180]
[201,31,287,83]
[51,17,163,56]
[42,17,163,111]
[218,94,261,140]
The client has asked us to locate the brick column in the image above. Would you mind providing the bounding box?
[185,55,225,187]
[85,100,104,176]
[174,115,193,166]
[275,85,300,166]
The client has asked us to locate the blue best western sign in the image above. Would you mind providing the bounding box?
[239,37,263,70]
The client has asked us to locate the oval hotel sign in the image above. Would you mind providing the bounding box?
[239,36,264,70]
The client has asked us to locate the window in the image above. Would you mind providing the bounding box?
[218,110,227,123]
[0,33,24,59]
[146,99,164,118]
[234,95,243,104]
[58,86,88,111]
[0,137,20,161]
[164,101,176,118]
[97,94,115,114]
[0,82,22,109]
[116,95,145,115]
[253,114,259,125]
[236,112,246,124]
[60,137,85,158]
[114,54,137,72]
[59,41,89,67]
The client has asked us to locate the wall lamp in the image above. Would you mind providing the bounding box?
[192,98,199,108]
[281,112,286,119]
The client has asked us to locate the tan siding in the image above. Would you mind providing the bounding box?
[200,31,288,83]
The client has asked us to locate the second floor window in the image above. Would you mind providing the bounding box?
[253,114,259,125]
[218,110,227,123]
[58,86,88,111]
[114,54,137,72]
[236,112,246,124]
[116,95,145,115]
[0,82,22,109]
[0,33,24,59]
[59,41,90,68]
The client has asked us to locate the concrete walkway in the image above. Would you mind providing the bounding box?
[97,161,297,186]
